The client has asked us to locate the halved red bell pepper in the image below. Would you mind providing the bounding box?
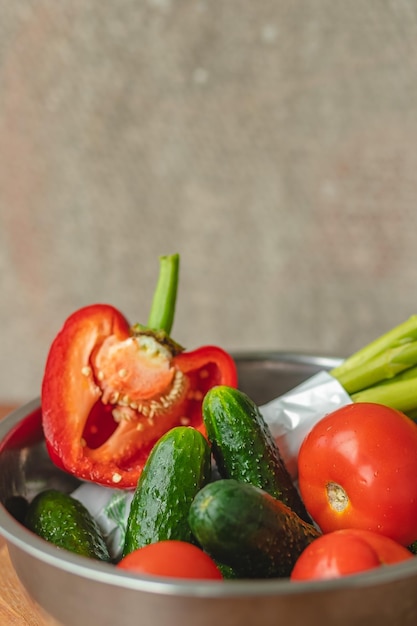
[41,255,238,488]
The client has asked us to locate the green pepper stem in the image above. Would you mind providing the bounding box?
[146,254,180,335]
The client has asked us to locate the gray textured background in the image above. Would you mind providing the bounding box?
[1,1,417,403]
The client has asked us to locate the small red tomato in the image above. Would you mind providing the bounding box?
[298,402,417,546]
[117,541,223,580]
[290,528,413,581]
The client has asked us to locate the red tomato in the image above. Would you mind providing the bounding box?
[290,528,413,581]
[117,541,223,580]
[297,402,417,546]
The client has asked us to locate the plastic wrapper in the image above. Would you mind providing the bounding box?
[259,371,352,479]
[72,483,133,560]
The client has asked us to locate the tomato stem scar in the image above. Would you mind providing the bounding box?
[327,482,349,512]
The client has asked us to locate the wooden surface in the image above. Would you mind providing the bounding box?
[0,405,54,625]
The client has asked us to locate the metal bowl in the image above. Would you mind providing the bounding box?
[1,353,417,626]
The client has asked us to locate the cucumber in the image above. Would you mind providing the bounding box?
[25,489,110,561]
[123,426,211,556]
[189,478,320,578]
[202,385,311,522]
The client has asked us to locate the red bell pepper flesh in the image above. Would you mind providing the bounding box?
[173,345,238,434]
[41,304,238,489]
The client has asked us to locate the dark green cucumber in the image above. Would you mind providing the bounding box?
[189,478,320,579]
[202,385,311,522]
[25,489,110,561]
[123,426,211,556]
[408,539,417,555]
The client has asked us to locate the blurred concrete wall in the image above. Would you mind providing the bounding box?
[1,1,417,402]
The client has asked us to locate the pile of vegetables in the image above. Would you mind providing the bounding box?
[20,253,417,581]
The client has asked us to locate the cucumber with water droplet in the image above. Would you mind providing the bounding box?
[189,478,320,578]
[202,385,311,522]
[25,489,110,561]
[123,426,211,556]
